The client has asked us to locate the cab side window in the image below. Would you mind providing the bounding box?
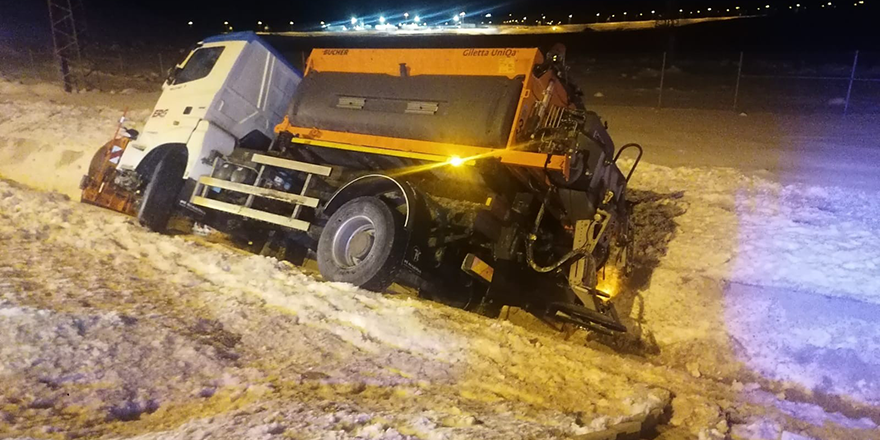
[173,47,225,85]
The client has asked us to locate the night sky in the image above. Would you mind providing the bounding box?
[2,0,877,49]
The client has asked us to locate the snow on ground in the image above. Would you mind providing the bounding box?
[0,80,152,199]
[1,178,876,440]
[594,105,880,192]
[617,160,880,406]
[0,181,675,438]
[3,89,880,438]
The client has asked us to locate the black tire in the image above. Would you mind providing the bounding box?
[317,196,407,292]
[138,153,186,232]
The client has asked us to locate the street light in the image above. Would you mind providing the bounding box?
[453,15,460,22]
[351,17,357,25]
[379,16,386,23]
[414,15,420,22]
[187,21,193,26]
[404,12,409,19]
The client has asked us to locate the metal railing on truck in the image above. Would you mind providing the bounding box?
[189,153,332,231]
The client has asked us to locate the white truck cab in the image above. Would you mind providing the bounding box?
[118,31,301,182]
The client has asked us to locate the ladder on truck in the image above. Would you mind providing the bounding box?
[189,153,332,231]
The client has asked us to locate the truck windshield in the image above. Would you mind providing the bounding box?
[173,47,225,85]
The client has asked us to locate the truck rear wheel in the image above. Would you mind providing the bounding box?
[138,153,186,232]
[317,196,407,292]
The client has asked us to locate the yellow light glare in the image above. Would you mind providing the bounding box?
[596,265,623,300]
[449,156,465,167]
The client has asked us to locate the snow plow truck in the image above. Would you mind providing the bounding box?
[81,32,642,333]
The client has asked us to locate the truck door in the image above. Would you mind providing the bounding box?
[116,41,241,176]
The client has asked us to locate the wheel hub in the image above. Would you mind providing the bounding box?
[332,215,376,268]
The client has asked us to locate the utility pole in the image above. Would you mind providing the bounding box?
[664,0,679,65]
[47,0,87,92]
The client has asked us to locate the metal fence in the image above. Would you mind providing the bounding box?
[570,50,880,115]
[9,47,880,115]
[12,47,184,92]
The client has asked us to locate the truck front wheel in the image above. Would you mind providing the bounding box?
[317,196,407,292]
[137,153,186,232]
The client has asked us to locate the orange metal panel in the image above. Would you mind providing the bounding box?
[307,48,543,79]
[506,63,534,148]
[508,66,574,146]
[285,48,573,172]
[80,137,138,216]
[276,118,564,171]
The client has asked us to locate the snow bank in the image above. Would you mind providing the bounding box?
[629,161,880,307]
[0,99,149,199]
[0,181,674,439]
[626,161,880,404]
[0,176,875,438]
[0,78,67,97]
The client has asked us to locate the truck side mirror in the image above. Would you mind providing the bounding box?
[165,66,182,86]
